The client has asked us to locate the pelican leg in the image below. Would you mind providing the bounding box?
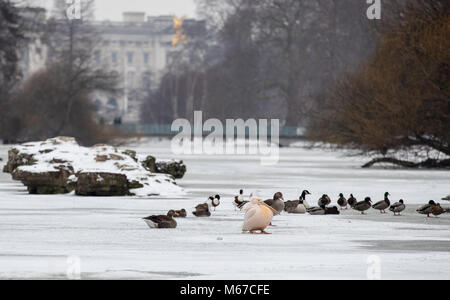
[261,230,271,235]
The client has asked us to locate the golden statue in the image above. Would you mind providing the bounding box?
[172,15,188,47]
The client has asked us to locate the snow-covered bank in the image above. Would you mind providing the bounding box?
[2,137,184,197]
[0,138,449,279]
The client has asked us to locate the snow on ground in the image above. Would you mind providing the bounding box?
[0,138,449,280]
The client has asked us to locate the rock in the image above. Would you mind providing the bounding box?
[12,166,74,194]
[122,150,137,162]
[3,148,37,174]
[75,173,130,196]
[141,155,157,173]
[4,137,184,197]
[156,160,187,179]
[95,155,109,162]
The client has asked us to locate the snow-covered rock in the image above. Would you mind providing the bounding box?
[3,137,184,197]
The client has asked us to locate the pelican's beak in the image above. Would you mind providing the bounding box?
[261,202,280,215]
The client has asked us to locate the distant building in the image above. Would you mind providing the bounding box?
[17,7,48,81]
[17,7,205,124]
[90,13,205,123]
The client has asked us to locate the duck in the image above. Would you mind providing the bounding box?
[432,203,445,217]
[193,203,211,217]
[337,193,348,210]
[307,205,326,216]
[208,195,221,211]
[143,214,177,229]
[417,200,436,218]
[285,190,311,214]
[348,194,357,208]
[318,194,331,207]
[167,209,187,218]
[372,192,391,214]
[389,200,406,216]
[264,192,285,214]
[353,197,372,214]
[242,196,280,234]
[234,190,247,210]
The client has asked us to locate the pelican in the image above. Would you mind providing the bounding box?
[242,197,280,234]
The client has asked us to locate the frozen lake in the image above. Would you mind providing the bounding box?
[0,139,449,280]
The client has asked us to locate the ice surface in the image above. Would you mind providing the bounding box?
[0,139,449,280]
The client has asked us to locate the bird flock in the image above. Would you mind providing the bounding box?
[142,190,448,233]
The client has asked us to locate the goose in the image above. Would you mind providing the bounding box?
[389,200,406,216]
[337,193,348,210]
[318,194,331,207]
[264,192,285,214]
[442,196,450,201]
[353,197,372,214]
[193,203,211,217]
[242,197,280,234]
[143,214,177,229]
[208,195,221,211]
[372,192,391,214]
[417,200,436,218]
[432,204,445,217]
[285,190,311,214]
[307,205,326,216]
[168,209,187,218]
[348,194,357,208]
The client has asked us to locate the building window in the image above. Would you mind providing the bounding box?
[144,52,149,64]
[95,51,101,64]
[127,52,133,64]
[112,52,117,64]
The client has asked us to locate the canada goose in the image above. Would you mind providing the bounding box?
[193,203,211,217]
[389,200,406,216]
[168,209,187,218]
[432,204,445,217]
[242,197,280,234]
[143,214,177,229]
[353,197,372,214]
[318,194,331,207]
[264,192,285,214]
[208,195,221,211]
[337,193,348,210]
[348,194,357,208]
[417,200,436,218]
[285,190,311,214]
[372,192,391,214]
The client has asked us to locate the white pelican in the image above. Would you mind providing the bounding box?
[242,197,280,234]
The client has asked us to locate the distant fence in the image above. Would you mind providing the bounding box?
[117,124,305,138]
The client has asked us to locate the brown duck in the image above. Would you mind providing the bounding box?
[432,204,445,217]
[348,194,357,208]
[168,209,187,218]
[353,197,372,215]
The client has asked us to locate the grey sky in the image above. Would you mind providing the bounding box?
[94,0,197,20]
[26,0,197,20]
